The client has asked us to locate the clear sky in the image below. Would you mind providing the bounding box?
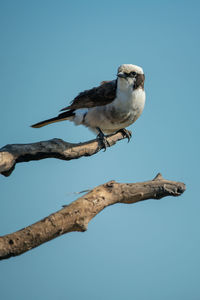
[0,0,200,299]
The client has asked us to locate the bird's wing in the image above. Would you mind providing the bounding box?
[60,80,117,111]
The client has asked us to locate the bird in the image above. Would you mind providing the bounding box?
[31,64,145,148]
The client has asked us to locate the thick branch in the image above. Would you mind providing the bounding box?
[0,132,127,176]
[0,174,186,260]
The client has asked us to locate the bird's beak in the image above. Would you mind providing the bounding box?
[117,72,126,78]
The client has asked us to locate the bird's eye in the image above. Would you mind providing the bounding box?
[131,71,137,76]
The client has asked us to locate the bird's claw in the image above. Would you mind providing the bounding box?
[96,128,110,151]
[118,128,132,142]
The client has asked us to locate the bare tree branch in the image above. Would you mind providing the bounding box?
[0,132,127,177]
[0,173,186,260]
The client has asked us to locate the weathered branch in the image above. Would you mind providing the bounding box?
[0,132,127,176]
[0,173,186,260]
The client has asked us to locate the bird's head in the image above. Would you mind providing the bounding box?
[117,64,145,90]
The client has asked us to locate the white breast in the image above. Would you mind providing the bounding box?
[111,87,146,124]
[129,88,146,121]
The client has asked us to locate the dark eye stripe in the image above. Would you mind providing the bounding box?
[123,71,137,77]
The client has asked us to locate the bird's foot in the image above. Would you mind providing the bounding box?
[117,128,132,142]
[96,127,110,151]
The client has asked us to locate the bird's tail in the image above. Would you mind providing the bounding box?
[31,110,75,128]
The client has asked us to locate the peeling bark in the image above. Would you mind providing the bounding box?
[0,132,127,176]
[0,174,186,260]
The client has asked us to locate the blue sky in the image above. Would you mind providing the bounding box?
[0,1,200,299]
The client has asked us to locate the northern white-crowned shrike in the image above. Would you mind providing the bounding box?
[31,64,145,148]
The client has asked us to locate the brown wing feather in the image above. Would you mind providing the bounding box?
[60,80,117,111]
